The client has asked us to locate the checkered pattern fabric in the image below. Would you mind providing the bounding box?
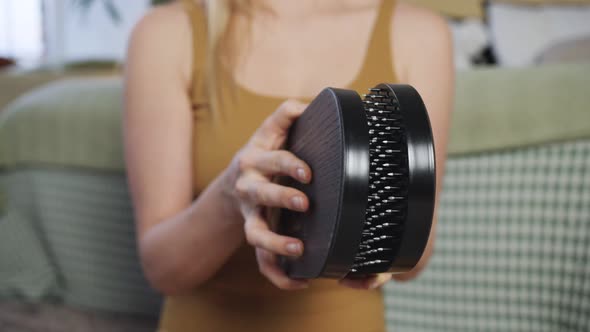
[0,172,60,300]
[0,170,161,316]
[385,139,590,332]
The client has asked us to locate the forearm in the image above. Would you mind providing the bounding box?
[138,166,244,295]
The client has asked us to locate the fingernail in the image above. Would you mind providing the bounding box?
[296,168,307,182]
[369,278,384,289]
[296,282,309,289]
[291,196,304,211]
[286,242,302,256]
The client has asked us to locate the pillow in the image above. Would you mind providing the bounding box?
[488,2,590,66]
[0,77,126,171]
[535,35,590,64]
[449,63,590,154]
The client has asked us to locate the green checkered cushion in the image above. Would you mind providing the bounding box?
[34,170,161,315]
[0,169,161,316]
[385,139,590,332]
[0,172,60,300]
[0,185,5,215]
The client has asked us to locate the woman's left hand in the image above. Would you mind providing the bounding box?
[338,273,392,290]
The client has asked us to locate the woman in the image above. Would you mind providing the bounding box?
[124,0,453,331]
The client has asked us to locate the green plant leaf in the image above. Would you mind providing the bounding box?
[102,0,121,24]
[71,0,120,23]
[152,0,173,5]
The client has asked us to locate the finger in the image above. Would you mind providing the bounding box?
[256,248,309,290]
[251,150,311,183]
[235,175,309,212]
[237,197,258,222]
[339,276,376,290]
[252,100,307,149]
[244,212,304,257]
[339,274,392,290]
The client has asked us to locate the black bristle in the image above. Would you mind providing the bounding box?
[350,88,409,275]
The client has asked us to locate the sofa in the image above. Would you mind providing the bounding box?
[1,63,589,331]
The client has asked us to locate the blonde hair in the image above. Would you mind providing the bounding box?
[203,0,252,121]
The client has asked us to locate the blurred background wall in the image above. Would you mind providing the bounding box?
[0,0,150,68]
[2,0,589,71]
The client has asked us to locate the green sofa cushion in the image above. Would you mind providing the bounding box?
[0,67,116,111]
[0,78,125,171]
[0,71,69,112]
[450,63,590,155]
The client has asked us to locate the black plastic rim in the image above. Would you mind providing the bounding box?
[320,88,370,277]
[277,88,369,279]
[379,84,436,273]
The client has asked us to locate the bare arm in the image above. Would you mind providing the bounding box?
[125,5,313,294]
[124,6,246,294]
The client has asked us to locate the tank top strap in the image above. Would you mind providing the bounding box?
[355,0,397,85]
[181,0,209,108]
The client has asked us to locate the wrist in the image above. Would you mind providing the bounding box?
[219,161,243,223]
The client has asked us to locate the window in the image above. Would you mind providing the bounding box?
[0,0,43,65]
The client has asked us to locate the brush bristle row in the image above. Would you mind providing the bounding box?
[350,88,409,275]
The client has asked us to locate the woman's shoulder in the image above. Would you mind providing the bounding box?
[130,2,192,46]
[392,2,450,35]
[134,0,206,30]
[127,2,197,85]
[390,1,452,80]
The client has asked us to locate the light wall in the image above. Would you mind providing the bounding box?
[44,0,151,66]
[0,0,43,63]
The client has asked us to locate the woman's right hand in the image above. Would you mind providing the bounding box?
[225,100,312,290]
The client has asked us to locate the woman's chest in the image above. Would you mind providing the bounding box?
[191,99,281,193]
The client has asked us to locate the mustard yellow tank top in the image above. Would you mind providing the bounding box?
[159,1,398,331]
